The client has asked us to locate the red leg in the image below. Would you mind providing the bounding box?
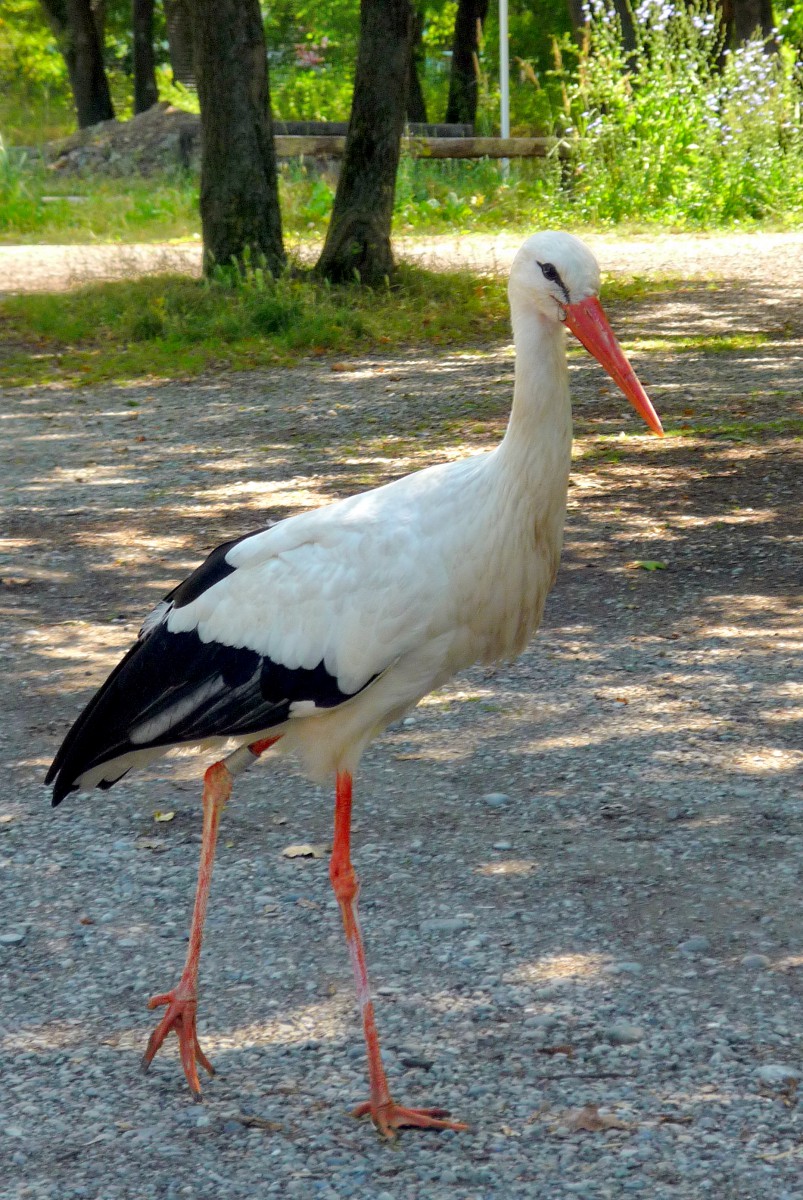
[329,771,468,1138]
[142,736,279,1096]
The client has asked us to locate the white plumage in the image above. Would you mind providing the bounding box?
[47,232,663,1134]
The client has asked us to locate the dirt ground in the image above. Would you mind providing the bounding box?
[1,233,801,1198]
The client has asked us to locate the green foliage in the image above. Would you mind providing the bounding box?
[551,0,803,225]
[1,0,802,235]
[0,153,199,243]
[0,264,511,386]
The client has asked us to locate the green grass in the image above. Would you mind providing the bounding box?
[0,265,511,387]
[0,267,713,389]
[627,331,773,354]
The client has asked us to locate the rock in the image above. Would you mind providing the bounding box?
[741,953,771,969]
[602,961,643,976]
[0,930,27,945]
[678,935,710,955]
[419,917,473,934]
[605,1022,645,1045]
[755,1063,802,1089]
[483,792,510,808]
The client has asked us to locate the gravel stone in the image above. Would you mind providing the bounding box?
[741,953,772,969]
[605,1022,646,1045]
[754,1064,802,1088]
[482,792,511,807]
[678,936,711,955]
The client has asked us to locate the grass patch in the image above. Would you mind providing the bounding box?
[0,265,512,387]
[0,151,200,244]
[627,331,773,354]
[667,417,803,440]
[0,266,704,388]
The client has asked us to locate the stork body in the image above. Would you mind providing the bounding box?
[47,232,662,1136]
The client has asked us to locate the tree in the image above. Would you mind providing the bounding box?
[407,3,427,123]
[190,0,284,276]
[445,0,489,126]
[132,0,158,113]
[39,0,115,127]
[164,0,194,86]
[721,0,775,45]
[317,0,414,285]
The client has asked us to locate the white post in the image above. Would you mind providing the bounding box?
[498,0,510,178]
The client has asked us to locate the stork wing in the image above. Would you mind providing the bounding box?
[46,480,455,805]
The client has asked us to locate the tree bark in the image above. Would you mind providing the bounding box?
[317,0,414,286]
[132,0,159,113]
[191,0,284,276]
[445,0,488,126]
[407,5,427,124]
[721,0,775,45]
[565,0,635,52]
[164,0,195,86]
[40,0,115,127]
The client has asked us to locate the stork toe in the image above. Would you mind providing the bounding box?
[141,987,215,1097]
[352,1098,469,1137]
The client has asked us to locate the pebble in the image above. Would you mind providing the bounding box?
[419,916,474,933]
[741,953,771,969]
[678,935,711,955]
[0,930,27,945]
[605,1022,645,1045]
[603,961,643,975]
[482,792,511,807]
[754,1064,802,1088]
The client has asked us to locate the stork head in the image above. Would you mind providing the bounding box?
[509,232,663,436]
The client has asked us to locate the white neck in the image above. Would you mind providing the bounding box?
[496,297,573,483]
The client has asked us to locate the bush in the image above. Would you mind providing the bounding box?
[553,0,803,225]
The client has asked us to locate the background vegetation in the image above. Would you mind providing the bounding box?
[1,0,802,239]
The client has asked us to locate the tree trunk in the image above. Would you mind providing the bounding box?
[445,0,488,126]
[566,0,635,51]
[164,0,195,86]
[40,0,115,127]
[317,0,414,286]
[721,0,775,45]
[191,0,284,276]
[132,0,159,113]
[407,5,427,124]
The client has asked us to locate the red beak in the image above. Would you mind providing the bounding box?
[563,295,664,436]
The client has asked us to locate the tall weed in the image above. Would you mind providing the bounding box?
[554,0,803,225]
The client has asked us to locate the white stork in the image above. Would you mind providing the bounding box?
[47,232,663,1137]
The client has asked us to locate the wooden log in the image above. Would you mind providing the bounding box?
[409,136,559,159]
[273,135,561,160]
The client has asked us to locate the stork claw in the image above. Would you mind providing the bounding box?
[352,1098,469,1138]
[141,984,215,1096]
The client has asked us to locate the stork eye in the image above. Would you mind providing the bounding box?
[538,261,559,283]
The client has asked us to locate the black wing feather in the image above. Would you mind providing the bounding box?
[47,529,369,807]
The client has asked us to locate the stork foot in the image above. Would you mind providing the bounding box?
[352,1098,468,1138]
[141,983,214,1097]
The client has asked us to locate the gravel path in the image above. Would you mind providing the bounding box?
[1,234,802,1199]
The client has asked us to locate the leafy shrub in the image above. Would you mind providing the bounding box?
[553,0,803,225]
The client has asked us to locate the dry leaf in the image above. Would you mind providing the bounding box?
[153,810,175,823]
[234,1113,284,1132]
[566,1104,631,1133]
[135,837,167,853]
[282,843,327,859]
